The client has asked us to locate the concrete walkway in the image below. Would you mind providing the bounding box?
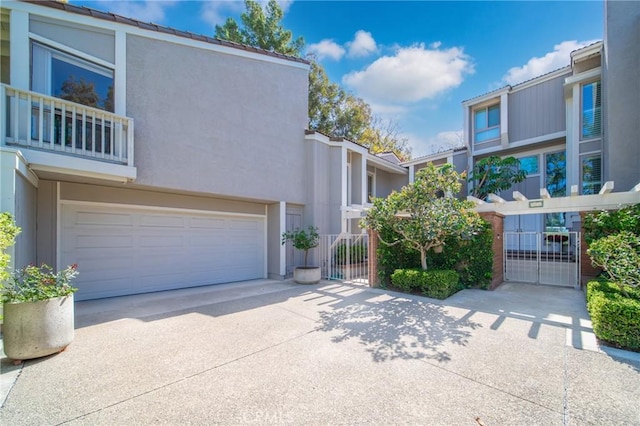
[1,280,639,425]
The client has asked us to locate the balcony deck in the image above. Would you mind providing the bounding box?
[1,84,135,181]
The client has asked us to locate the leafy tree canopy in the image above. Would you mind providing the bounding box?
[362,163,484,270]
[215,0,304,56]
[468,155,527,200]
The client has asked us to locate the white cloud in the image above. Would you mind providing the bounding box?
[347,30,377,58]
[201,1,245,27]
[200,1,293,27]
[108,0,178,23]
[405,130,464,158]
[307,39,346,61]
[503,40,598,85]
[342,43,474,105]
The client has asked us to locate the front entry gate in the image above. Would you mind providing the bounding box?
[504,232,580,288]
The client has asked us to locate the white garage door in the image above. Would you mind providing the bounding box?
[61,203,265,301]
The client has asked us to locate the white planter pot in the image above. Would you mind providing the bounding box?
[3,295,75,361]
[293,267,321,284]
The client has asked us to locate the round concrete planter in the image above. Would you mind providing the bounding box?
[293,267,321,284]
[3,295,75,362]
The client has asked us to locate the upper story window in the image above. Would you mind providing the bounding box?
[474,104,500,143]
[581,80,601,140]
[31,43,114,112]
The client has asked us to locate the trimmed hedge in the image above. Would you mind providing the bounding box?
[586,279,640,351]
[377,220,493,289]
[391,269,461,300]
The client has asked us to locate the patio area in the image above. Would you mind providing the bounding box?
[1,280,639,425]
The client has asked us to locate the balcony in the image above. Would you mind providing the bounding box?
[1,84,135,181]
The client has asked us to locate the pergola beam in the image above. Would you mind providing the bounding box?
[471,181,640,216]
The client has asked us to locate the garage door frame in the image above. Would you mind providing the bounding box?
[58,199,268,299]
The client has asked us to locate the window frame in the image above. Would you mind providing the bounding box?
[473,103,501,144]
[580,153,602,195]
[31,41,115,112]
[580,79,602,141]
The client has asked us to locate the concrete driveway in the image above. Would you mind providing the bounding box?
[1,280,639,425]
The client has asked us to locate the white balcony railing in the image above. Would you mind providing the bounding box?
[1,84,133,166]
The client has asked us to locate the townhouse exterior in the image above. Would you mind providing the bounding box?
[1,0,637,300]
[0,0,408,300]
[463,0,639,238]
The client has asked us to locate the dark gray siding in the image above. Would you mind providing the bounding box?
[508,73,569,142]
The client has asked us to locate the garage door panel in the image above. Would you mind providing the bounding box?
[139,214,186,228]
[138,235,185,248]
[190,217,225,229]
[72,211,134,227]
[62,204,265,300]
[74,234,135,249]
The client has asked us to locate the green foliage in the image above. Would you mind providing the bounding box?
[586,279,640,351]
[215,0,304,56]
[0,212,21,285]
[583,204,640,244]
[391,269,461,299]
[282,226,319,268]
[362,163,484,271]
[375,220,493,289]
[2,264,78,303]
[587,232,640,289]
[468,156,527,200]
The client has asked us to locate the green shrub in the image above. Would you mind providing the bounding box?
[587,232,640,289]
[391,269,460,299]
[334,242,367,264]
[376,220,492,289]
[583,203,640,244]
[0,213,21,284]
[586,280,640,351]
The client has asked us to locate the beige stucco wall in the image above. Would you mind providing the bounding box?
[126,35,309,204]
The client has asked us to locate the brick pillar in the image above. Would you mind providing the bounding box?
[479,212,505,290]
[367,229,379,287]
[579,211,601,286]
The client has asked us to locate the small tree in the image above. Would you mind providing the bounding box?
[282,226,319,268]
[468,156,527,200]
[362,164,484,271]
[0,212,21,285]
[587,231,640,290]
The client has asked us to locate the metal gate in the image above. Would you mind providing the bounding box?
[504,232,580,288]
[318,234,369,284]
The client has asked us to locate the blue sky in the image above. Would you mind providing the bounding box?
[71,1,604,158]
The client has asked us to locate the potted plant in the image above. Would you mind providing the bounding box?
[2,263,79,363]
[282,225,321,284]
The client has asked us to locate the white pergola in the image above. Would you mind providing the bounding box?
[469,181,640,215]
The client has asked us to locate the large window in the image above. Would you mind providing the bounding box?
[474,104,500,143]
[581,155,602,195]
[545,151,566,229]
[31,43,114,112]
[518,155,539,175]
[581,80,601,140]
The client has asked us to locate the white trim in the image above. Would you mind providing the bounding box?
[0,148,39,188]
[10,1,308,71]
[463,86,509,107]
[564,67,602,86]
[472,132,566,156]
[360,154,367,206]
[29,33,115,69]
[500,92,509,147]
[264,205,269,279]
[19,149,136,182]
[58,199,267,219]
